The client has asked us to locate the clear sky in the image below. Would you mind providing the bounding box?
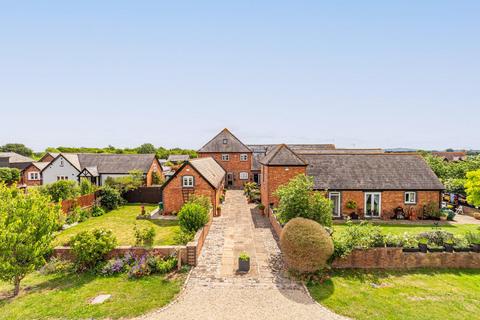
[1,1,479,151]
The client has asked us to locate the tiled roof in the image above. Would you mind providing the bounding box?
[189,157,226,188]
[198,128,251,153]
[77,154,156,174]
[167,154,190,162]
[302,154,445,190]
[0,152,34,163]
[259,144,307,166]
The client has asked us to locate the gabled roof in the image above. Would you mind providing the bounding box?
[302,154,444,190]
[0,152,34,163]
[79,166,99,177]
[30,162,49,171]
[39,152,59,162]
[77,154,156,174]
[259,144,307,166]
[189,158,226,188]
[198,128,251,153]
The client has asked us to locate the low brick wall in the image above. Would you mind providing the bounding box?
[268,208,283,239]
[186,210,214,266]
[332,248,480,269]
[53,245,188,263]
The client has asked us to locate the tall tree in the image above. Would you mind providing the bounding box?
[0,143,33,157]
[137,143,156,154]
[0,184,62,296]
[465,170,480,207]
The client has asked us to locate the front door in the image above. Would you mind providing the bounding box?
[329,192,341,217]
[226,173,234,187]
[364,192,381,218]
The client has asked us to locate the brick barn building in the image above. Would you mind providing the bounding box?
[161,157,225,215]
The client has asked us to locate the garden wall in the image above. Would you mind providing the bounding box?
[268,207,283,239]
[186,210,214,266]
[332,248,480,269]
[53,245,188,264]
[124,187,162,204]
[61,193,96,213]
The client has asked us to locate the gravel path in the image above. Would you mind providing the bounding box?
[135,190,346,320]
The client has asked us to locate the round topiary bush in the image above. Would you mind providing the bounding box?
[280,217,334,273]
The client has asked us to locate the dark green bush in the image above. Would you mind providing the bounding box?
[99,186,125,211]
[174,230,195,244]
[91,204,105,217]
[0,168,20,185]
[332,221,386,259]
[79,179,96,195]
[280,217,334,273]
[178,202,209,233]
[70,228,117,270]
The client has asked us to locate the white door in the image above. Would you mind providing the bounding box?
[364,192,381,217]
[329,192,341,217]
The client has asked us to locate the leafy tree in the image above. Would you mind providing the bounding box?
[79,178,96,195]
[0,184,62,296]
[152,171,163,185]
[274,174,333,226]
[0,168,20,185]
[444,178,467,195]
[466,170,480,207]
[99,186,125,211]
[0,143,33,157]
[70,228,117,270]
[40,180,80,202]
[104,170,144,194]
[137,143,156,154]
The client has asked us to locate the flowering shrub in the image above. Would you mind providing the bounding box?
[128,255,151,279]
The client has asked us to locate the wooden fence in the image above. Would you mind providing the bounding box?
[123,187,162,204]
[61,193,97,213]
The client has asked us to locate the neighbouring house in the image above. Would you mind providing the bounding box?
[198,129,253,189]
[259,145,445,219]
[161,157,225,215]
[432,151,467,162]
[20,162,49,186]
[0,152,34,170]
[38,152,59,163]
[167,154,190,164]
[41,153,162,186]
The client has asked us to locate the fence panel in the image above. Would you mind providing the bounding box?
[123,187,162,204]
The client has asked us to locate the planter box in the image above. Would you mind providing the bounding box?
[238,258,250,272]
[454,247,471,252]
[403,247,420,253]
[471,244,480,253]
[428,247,445,253]
[418,244,428,253]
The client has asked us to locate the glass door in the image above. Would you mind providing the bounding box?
[364,192,381,217]
[329,192,341,217]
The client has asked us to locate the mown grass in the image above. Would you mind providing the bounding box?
[0,271,185,319]
[54,204,181,246]
[308,269,480,320]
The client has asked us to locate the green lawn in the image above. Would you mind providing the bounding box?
[54,204,181,246]
[309,269,480,320]
[0,271,185,319]
[333,223,479,237]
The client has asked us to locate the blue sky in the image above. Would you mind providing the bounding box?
[1,1,479,151]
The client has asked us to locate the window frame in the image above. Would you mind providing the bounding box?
[221,154,230,161]
[223,139,228,144]
[239,172,249,180]
[182,175,194,188]
[28,172,40,180]
[404,191,417,204]
[240,154,248,161]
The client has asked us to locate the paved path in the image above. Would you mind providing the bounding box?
[137,190,346,320]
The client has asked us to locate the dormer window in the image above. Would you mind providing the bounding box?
[223,139,228,144]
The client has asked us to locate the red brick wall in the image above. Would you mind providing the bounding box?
[21,165,42,186]
[260,165,306,208]
[198,152,252,189]
[162,163,220,215]
[339,190,441,219]
[40,154,55,162]
[146,158,163,186]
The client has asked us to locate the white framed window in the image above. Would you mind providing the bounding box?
[404,192,417,204]
[182,175,194,188]
[57,176,68,181]
[329,192,341,217]
[28,172,40,180]
[223,139,228,144]
[221,154,230,161]
[239,172,249,180]
[240,154,248,161]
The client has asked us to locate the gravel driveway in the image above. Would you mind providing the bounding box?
[135,190,346,320]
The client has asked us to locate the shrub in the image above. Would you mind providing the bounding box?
[274,174,333,227]
[332,221,386,259]
[178,202,209,233]
[0,167,20,185]
[104,170,144,194]
[423,201,440,219]
[65,209,80,225]
[244,182,261,202]
[77,207,91,222]
[186,195,212,211]
[41,180,80,202]
[134,225,156,247]
[466,231,480,245]
[128,255,151,278]
[101,257,128,276]
[40,258,74,275]
[70,228,117,270]
[150,256,178,274]
[91,204,105,217]
[79,179,96,195]
[416,230,454,246]
[174,230,195,244]
[152,171,163,185]
[99,186,125,211]
[280,217,334,273]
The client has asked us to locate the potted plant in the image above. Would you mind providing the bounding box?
[466,231,480,253]
[401,234,420,252]
[346,200,357,217]
[418,237,428,253]
[443,238,454,253]
[453,235,471,252]
[216,206,222,216]
[238,252,250,272]
[439,210,448,222]
[258,203,265,215]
